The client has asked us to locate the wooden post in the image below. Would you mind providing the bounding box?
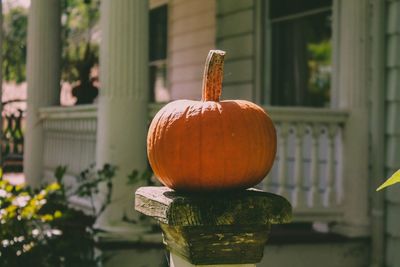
[135,187,292,266]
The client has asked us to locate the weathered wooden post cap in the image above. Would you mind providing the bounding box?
[135,187,292,266]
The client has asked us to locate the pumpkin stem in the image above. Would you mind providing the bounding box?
[201,50,226,102]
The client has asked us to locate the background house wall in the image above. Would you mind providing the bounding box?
[168,0,216,100]
[385,0,400,265]
[216,0,256,101]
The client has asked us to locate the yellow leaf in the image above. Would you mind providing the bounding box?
[377,169,400,191]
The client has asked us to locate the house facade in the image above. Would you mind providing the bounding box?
[21,0,399,266]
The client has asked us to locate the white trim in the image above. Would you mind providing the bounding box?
[149,0,168,10]
[38,104,97,120]
[331,0,341,108]
[270,6,331,24]
[263,0,272,105]
[254,0,263,104]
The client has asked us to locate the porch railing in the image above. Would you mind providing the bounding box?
[2,100,26,172]
[39,105,97,177]
[40,103,349,223]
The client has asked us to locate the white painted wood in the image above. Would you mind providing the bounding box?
[218,34,253,59]
[224,59,253,84]
[170,253,255,267]
[216,1,255,102]
[39,105,97,176]
[222,84,253,101]
[277,122,289,198]
[385,0,400,266]
[309,124,321,207]
[293,123,306,207]
[168,0,215,101]
[24,0,61,187]
[217,0,253,15]
[333,0,370,237]
[149,0,168,10]
[325,125,338,207]
[96,0,149,230]
[217,9,253,38]
[169,0,214,21]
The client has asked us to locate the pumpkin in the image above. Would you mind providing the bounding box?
[147,50,277,191]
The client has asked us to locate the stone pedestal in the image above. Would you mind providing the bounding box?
[135,187,292,266]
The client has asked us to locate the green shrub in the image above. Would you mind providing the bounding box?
[0,164,117,267]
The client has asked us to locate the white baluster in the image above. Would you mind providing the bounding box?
[309,124,321,207]
[325,124,339,207]
[293,123,306,208]
[277,122,289,198]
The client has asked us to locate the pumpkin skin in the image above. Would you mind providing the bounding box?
[147,50,277,191]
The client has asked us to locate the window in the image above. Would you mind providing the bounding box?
[269,0,332,107]
[149,4,169,102]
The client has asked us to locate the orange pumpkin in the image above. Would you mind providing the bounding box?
[147,50,277,191]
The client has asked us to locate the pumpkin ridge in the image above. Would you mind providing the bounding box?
[158,106,176,188]
[149,106,169,186]
[198,103,205,189]
[217,103,226,188]
[255,109,267,181]
[239,103,254,185]
[178,105,191,189]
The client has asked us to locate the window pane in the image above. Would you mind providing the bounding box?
[149,5,169,102]
[270,3,332,107]
[149,5,167,62]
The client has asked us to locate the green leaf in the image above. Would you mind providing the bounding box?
[377,169,400,191]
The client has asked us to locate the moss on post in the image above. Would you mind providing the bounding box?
[135,187,292,265]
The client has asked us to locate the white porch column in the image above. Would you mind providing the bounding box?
[24,0,61,187]
[96,0,149,231]
[334,0,370,237]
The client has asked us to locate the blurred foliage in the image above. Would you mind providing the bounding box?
[61,0,100,84]
[0,164,116,267]
[307,39,332,106]
[2,7,27,83]
[2,0,100,85]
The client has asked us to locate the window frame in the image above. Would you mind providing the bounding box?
[259,0,341,108]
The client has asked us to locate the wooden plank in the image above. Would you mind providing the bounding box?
[169,46,213,67]
[170,0,215,21]
[386,102,400,134]
[386,34,400,67]
[386,203,400,237]
[386,186,400,204]
[387,0,400,34]
[224,59,253,84]
[135,186,292,226]
[221,83,253,101]
[218,34,254,59]
[170,81,202,100]
[217,10,253,38]
[217,0,254,15]
[169,9,215,37]
[385,136,400,168]
[169,64,203,83]
[387,237,400,267]
[386,68,400,101]
[169,27,215,52]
